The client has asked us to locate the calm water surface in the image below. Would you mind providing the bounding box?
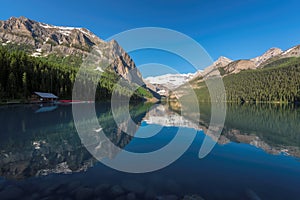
[0,103,299,200]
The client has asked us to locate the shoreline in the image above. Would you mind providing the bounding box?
[1,100,298,106]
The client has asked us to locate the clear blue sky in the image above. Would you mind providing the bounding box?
[1,0,300,75]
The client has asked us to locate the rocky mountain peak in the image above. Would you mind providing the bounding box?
[1,16,34,37]
[0,16,105,56]
[0,16,146,85]
[251,47,283,67]
[214,56,233,67]
[223,59,256,74]
[281,45,300,57]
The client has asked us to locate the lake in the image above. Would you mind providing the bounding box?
[0,102,299,200]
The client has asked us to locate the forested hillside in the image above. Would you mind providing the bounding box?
[177,57,300,103]
[0,45,152,101]
[223,57,300,102]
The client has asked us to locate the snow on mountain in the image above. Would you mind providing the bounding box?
[281,45,300,57]
[251,47,283,67]
[197,56,232,78]
[214,56,233,67]
[144,104,202,130]
[39,23,79,30]
[0,16,106,57]
[39,22,97,39]
[0,16,145,85]
[145,73,195,90]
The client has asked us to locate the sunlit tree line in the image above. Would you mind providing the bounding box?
[223,57,300,103]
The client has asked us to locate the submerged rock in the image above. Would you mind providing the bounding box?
[144,188,157,200]
[115,195,127,200]
[39,196,58,200]
[30,192,41,200]
[165,180,180,193]
[245,189,261,200]
[182,194,205,200]
[43,183,65,196]
[126,192,136,200]
[67,181,81,192]
[94,183,110,196]
[75,187,94,200]
[109,185,125,197]
[121,180,145,194]
[156,194,179,200]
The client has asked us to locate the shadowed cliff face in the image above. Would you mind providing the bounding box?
[0,103,152,180]
[0,16,102,55]
[0,17,145,85]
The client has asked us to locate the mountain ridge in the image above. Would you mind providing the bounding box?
[146,45,299,92]
[0,16,103,55]
[0,16,147,86]
[167,43,300,104]
[192,44,300,80]
[0,16,159,101]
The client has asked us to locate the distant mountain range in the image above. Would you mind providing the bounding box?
[146,44,300,97]
[144,73,195,95]
[187,44,300,81]
[170,44,300,103]
[198,45,300,78]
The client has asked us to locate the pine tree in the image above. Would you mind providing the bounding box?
[22,72,27,98]
[8,72,17,99]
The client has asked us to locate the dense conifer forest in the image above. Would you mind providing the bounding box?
[185,57,300,103]
[0,45,152,102]
[224,57,300,102]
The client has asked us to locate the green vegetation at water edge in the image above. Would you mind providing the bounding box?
[0,45,152,101]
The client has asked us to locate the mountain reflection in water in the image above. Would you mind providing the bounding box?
[0,102,299,199]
